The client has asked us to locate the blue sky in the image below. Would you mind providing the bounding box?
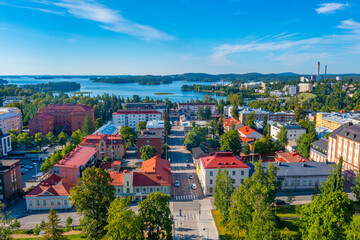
[0,0,359,75]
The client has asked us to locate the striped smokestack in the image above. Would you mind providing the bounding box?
[317,62,320,76]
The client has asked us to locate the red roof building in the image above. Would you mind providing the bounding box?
[29,104,94,135]
[275,151,310,163]
[80,134,126,160]
[112,110,162,131]
[25,174,72,211]
[223,118,243,132]
[197,152,250,195]
[238,126,263,140]
[51,146,97,185]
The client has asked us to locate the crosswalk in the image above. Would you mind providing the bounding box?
[174,195,198,201]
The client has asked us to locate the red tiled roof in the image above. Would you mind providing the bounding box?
[55,146,96,168]
[41,174,63,185]
[238,126,256,136]
[223,118,240,127]
[100,162,112,170]
[110,172,123,186]
[240,137,254,143]
[31,113,55,121]
[275,151,310,163]
[81,134,124,145]
[39,104,93,113]
[133,156,171,186]
[200,152,250,169]
[113,110,161,115]
[26,174,71,197]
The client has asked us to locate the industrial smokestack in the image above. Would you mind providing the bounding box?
[317,62,320,76]
[325,65,327,81]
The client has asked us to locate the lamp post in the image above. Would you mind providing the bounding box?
[34,162,37,178]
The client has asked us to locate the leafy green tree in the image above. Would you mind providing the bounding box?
[57,132,68,148]
[277,126,288,150]
[33,224,41,236]
[138,192,173,240]
[214,168,234,225]
[231,105,239,119]
[184,126,207,150]
[217,118,225,135]
[120,126,137,148]
[137,121,147,133]
[254,136,274,155]
[140,145,157,161]
[17,132,33,150]
[43,208,65,240]
[287,191,295,206]
[70,167,115,239]
[69,129,83,147]
[82,114,95,135]
[10,130,18,148]
[296,132,316,158]
[262,115,268,130]
[39,219,46,229]
[0,203,21,239]
[345,215,360,240]
[294,105,305,121]
[219,130,242,155]
[65,216,73,231]
[34,133,47,149]
[163,110,172,136]
[204,106,212,120]
[321,157,344,194]
[46,132,57,146]
[245,112,257,129]
[263,123,271,136]
[351,170,360,202]
[94,118,103,130]
[105,197,142,240]
[243,142,251,155]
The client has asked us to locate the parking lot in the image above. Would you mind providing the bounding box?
[20,158,43,189]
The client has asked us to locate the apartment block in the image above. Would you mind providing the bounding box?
[310,138,328,163]
[239,108,269,124]
[113,110,162,131]
[0,160,22,203]
[137,130,163,159]
[270,122,306,141]
[298,83,313,93]
[178,103,216,115]
[268,111,296,123]
[0,107,22,134]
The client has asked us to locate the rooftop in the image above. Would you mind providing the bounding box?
[94,121,119,135]
[113,110,161,115]
[238,126,261,136]
[146,120,164,129]
[223,117,240,127]
[275,151,310,163]
[54,146,96,168]
[39,104,93,112]
[134,156,171,186]
[26,174,71,197]
[178,102,216,106]
[311,138,328,151]
[200,152,250,169]
[335,122,360,143]
[263,162,334,177]
[138,129,162,139]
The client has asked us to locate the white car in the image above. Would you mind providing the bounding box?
[191,184,196,189]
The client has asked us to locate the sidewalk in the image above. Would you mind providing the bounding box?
[197,198,219,240]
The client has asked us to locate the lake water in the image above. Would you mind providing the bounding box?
[2,77,226,102]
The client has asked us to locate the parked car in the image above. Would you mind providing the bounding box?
[275,199,286,206]
[191,184,196,189]
[186,164,190,168]
[175,180,179,187]
[189,175,193,179]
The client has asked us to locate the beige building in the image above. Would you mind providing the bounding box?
[0,108,22,134]
[298,83,313,93]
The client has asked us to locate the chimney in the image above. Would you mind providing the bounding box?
[324,65,327,81]
[317,62,320,76]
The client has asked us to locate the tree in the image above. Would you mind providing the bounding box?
[94,118,103,130]
[10,130,18,148]
[163,110,171,136]
[140,145,157,161]
[254,136,274,155]
[82,114,95,135]
[296,132,316,158]
[65,216,73,231]
[321,156,344,194]
[58,132,68,148]
[17,132,33,150]
[351,170,360,202]
[184,126,207,150]
[34,133,47,149]
[263,123,271,136]
[217,118,225,135]
[231,105,239,119]
[33,224,41,236]
[69,129,83,147]
[138,192,173,240]
[120,126,137,148]
[70,167,115,239]
[219,130,242,155]
[245,112,256,129]
[43,208,65,240]
[0,203,21,239]
[345,215,360,240]
[294,105,304,121]
[277,126,288,150]
[105,197,141,240]
[262,115,268,130]
[204,106,212,120]
[46,132,57,146]
[287,191,295,206]
[137,121,147,133]
[214,168,234,225]
[243,142,251,155]
[40,219,46,229]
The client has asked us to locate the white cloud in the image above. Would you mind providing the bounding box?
[338,19,360,30]
[316,3,349,14]
[25,0,173,40]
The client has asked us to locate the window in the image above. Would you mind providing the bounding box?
[309,180,313,186]
[50,200,54,206]
[127,181,129,186]
[232,179,235,184]
[43,200,47,207]
[296,180,300,186]
[29,201,33,207]
[284,180,288,186]
[57,200,61,206]
[241,170,244,176]
[209,188,213,193]
[64,199,68,206]
[232,171,236,176]
[126,188,130,193]
[150,188,153,192]
[291,180,295,186]
[143,188,146,193]
[36,200,40,207]
[241,179,244,184]
[209,179,213,184]
[136,188,139,193]
[303,180,307,186]
[209,171,213,176]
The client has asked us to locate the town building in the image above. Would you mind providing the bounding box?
[25,174,71,211]
[222,118,243,132]
[327,123,360,184]
[275,151,310,163]
[112,110,162,131]
[0,160,22,203]
[2,96,27,106]
[137,130,163,159]
[268,112,296,123]
[239,108,270,124]
[94,121,120,135]
[124,102,167,114]
[238,126,263,141]
[196,152,250,196]
[51,146,97,185]
[0,107,22,134]
[315,127,332,139]
[110,156,171,201]
[262,162,333,192]
[29,104,94,135]
[283,85,298,96]
[269,90,285,97]
[178,103,216,115]
[80,134,126,160]
[298,83,313,92]
[0,133,12,157]
[310,138,328,163]
[315,112,360,131]
[146,120,165,140]
[270,122,306,142]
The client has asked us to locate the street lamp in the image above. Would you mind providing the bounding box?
[203,227,209,240]
[34,162,37,178]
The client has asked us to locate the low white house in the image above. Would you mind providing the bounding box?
[238,126,264,140]
[271,122,306,142]
[196,152,250,196]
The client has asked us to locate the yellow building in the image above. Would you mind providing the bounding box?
[316,112,349,131]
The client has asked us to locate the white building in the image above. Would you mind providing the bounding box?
[270,122,306,141]
[112,110,162,131]
[178,103,216,115]
[0,134,11,157]
[238,126,264,140]
[298,83,313,93]
[288,86,298,96]
[0,107,22,134]
[196,152,250,196]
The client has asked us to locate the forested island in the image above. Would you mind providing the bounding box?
[0,78,8,84]
[22,82,80,92]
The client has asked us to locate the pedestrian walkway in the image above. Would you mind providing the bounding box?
[174,195,198,201]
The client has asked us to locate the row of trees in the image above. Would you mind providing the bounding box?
[70,167,173,239]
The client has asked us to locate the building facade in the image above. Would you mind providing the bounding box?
[270,122,306,141]
[124,102,167,114]
[196,152,250,196]
[315,112,360,131]
[238,126,264,140]
[298,83,313,92]
[310,138,328,163]
[223,118,243,132]
[0,107,22,134]
[0,133,12,157]
[0,160,22,203]
[29,104,94,135]
[137,130,163,159]
[268,112,296,123]
[239,108,270,124]
[80,134,126,160]
[51,146,97,185]
[178,103,216,115]
[113,110,162,131]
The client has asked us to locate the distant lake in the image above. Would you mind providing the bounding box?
[2,77,226,102]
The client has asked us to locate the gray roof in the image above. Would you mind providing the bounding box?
[191,147,209,159]
[311,138,328,151]
[336,122,360,143]
[263,162,334,177]
[138,130,162,139]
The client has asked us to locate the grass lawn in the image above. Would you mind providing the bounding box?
[12,233,87,240]
[274,205,299,218]
[297,92,316,103]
